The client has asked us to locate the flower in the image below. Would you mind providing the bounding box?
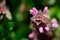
[0,0,6,14]
[28,32,35,39]
[52,23,58,28]
[0,0,12,20]
[51,18,58,28]
[43,6,48,14]
[51,18,57,24]
[39,27,44,33]
[0,0,6,20]
[45,26,49,31]
[0,5,6,14]
[29,7,38,16]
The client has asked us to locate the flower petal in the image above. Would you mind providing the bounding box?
[52,23,58,28]
[43,6,48,14]
[28,32,35,39]
[39,27,44,33]
[29,7,38,16]
[51,18,57,24]
[6,10,12,20]
[45,26,49,31]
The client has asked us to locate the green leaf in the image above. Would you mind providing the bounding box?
[8,22,14,30]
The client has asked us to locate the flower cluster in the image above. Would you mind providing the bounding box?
[28,6,58,39]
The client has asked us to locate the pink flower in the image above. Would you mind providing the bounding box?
[0,0,6,20]
[52,23,58,28]
[0,6,6,14]
[45,26,49,31]
[28,32,35,39]
[0,0,6,14]
[39,27,44,33]
[0,0,12,20]
[43,6,48,14]
[2,0,6,5]
[51,18,57,24]
[51,18,58,28]
[29,7,38,16]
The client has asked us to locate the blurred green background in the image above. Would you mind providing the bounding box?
[0,0,60,40]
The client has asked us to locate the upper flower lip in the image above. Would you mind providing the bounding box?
[29,7,38,16]
[43,6,48,14]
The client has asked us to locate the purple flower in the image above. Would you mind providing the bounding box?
[0,0,6,14]
[45,26,49,31]
[51,18,58,28]
[43,6,48,14]
[51,18,57,24]
[52,23,58,28]
[28,32,35,39]
[39,27,44,33]
[29,7,38,16]
[0,6,6,14]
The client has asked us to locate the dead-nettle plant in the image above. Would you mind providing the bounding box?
[28,6,58,40]
[0,0,12,20]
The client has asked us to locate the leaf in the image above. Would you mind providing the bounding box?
[8,22,14,30]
